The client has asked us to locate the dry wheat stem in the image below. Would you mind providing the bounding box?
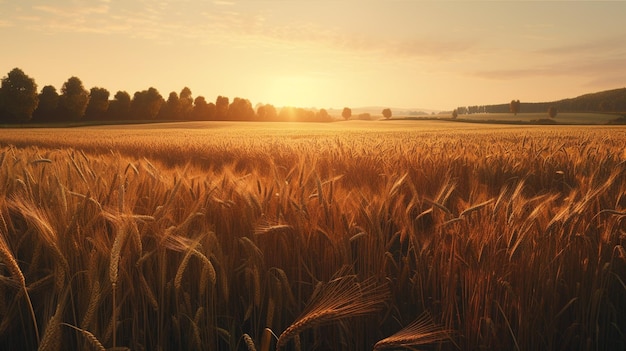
[373,312,451,350]
[61,323,106,351]
[276,269,389,349]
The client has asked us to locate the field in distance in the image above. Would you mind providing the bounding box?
[0,120,625,351]
[441,112,621,124]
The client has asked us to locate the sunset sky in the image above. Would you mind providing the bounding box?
[2,1,625,111]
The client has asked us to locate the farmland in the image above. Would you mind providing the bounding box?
[0,120,625,351]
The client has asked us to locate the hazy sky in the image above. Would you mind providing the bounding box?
[2,1,625,110]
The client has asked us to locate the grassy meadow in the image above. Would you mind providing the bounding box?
[0,120,625,351]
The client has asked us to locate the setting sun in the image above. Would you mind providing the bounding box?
[3,1,625,110]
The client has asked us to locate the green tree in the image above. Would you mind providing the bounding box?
[0,68,39,122]
[342,107,352,120]
[382,108,392,119]
[33,85,59,122]
[85,87,110,120]
[59,76,89,121]
[107,91,131,120]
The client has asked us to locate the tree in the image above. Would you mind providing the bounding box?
[509,99,521,115]
[0,68,39,122]
[228,97,255,121]
[382,108,392,119]
[257,104,278,121]
[179,87,193,119]
[342,107,352,120]
[317,108,330,121]
[85,87,110,120]
[33,85,59,122]
[215,95,229,120]
[158,91,181,120]
[59,76,89,121]
[107,91,131,120]
[548,106,558,118]
[130,87,163,120]
[452,109,458,119]
[192,96,215,120]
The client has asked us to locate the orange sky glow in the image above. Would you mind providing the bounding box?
[2,1,626,111]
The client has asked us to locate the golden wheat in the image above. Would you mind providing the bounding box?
[0,124,624,350]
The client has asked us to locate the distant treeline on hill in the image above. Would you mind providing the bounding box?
[456,88,626,114]
[0,67,335,124]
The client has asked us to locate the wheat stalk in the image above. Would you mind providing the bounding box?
[0,227,39,342]
[373,312,451,350]
[38,299,64,351]
[61,323,106,351]
[276,268,389,349]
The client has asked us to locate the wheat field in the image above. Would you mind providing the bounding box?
[0,121,625,350]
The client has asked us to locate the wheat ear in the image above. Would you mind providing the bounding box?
[276,269,389,349]
[372,311,452,350]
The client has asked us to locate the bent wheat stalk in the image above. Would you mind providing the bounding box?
[373,311,451,350]
[276,268,389,350]
[0,227,39,342]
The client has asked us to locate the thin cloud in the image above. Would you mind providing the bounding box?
[471,56,626,81]
[536,36,626,56]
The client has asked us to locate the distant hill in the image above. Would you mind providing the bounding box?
[457,88,626,114]
[328,106,438,118]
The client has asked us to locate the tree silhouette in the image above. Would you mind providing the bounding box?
[452,109,458,119]
[317,108,330,121]
[108,91,131,120]
[0,68,39,122]
[85,87,110,120]
[342,107,352,120]
[179,87,193,119]
[159,92,181,120]
[192,96,215,120]
[131,87,163,120]
[509,99,521,115]
[382,108,392,119]
[548,106,558,118]
[257,104,278,121]
[215,95,229,120]
[228,97,255,121]
[59,76,89,121]
[33,85,59,122]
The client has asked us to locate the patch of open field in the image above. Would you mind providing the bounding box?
[0,121,625,350]
[450,112,621,124]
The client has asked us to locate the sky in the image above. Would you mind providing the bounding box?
[1,1,626,111]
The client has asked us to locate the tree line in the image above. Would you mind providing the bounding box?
[454,88,626,116]
[0,68,340,124]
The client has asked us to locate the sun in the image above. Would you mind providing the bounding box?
[267,74,329,108]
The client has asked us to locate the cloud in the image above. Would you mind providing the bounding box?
[10,0,475,61]
[471,56,626,82]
